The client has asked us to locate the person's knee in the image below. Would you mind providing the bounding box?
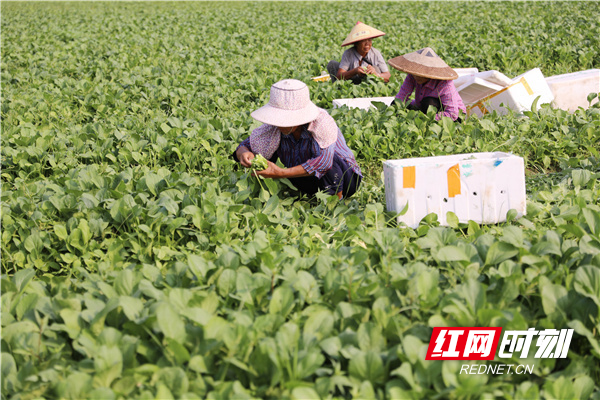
[318,160,345,194]
[343,174,361,198]
[327,61,340,80]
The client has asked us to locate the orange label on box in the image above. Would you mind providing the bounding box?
[403,166,416,188]
[447,164,461,197]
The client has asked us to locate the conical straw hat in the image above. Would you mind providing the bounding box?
[341,21,385,47]
[388,47,459,80]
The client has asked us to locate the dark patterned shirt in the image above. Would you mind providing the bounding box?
[238,127,361,179]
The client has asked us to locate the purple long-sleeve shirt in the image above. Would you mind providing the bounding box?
[395,74,466,121]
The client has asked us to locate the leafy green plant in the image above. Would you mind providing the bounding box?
[251,154,269,171]
[1,1,600,399]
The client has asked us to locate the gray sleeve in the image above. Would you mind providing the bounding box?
[339,49,355,71]
[372,49,389,73]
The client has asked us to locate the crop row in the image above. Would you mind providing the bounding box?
[2,1,600,399]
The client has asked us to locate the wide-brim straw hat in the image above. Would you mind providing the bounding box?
[388,47,459,80]
[341,21,385,47]
[251,79,319,128]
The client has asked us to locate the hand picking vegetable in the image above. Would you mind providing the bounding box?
[251,154,269,171]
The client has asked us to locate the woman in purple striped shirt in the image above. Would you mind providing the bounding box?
[234,79,362,199]
[388,48,466,121]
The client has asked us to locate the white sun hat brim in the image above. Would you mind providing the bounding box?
[250,79,320,127]
[251,102,320,128]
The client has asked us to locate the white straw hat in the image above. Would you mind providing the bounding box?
[388,47,458,80]
[250,79,320,128]
[341,21,385,47]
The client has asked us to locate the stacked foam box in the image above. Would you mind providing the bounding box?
[545,69,600,112]
[466,68,554,117]
[455,70,513,91]
[456,78,506,106]
[332,67,598,115]
[456,70,514,105]
[454,68,479,77]
[332,96,395,111]
[383,152,526,228]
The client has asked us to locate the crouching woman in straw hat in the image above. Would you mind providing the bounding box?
[234,79,362,199]
[389,48,466,121]
[327,22,390,84]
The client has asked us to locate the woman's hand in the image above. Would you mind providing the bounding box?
[254,160,282,179]
[356,65,368,76]
[364,65,377,75]
[254,162,311,179]
[364,66,390,82]
[237,148,255,167]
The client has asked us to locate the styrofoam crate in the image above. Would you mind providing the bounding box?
[332,96,395,111]
[383,152,526,228]
[545,69,600,112]
[467,68,554,117]
[455,70,512,95]
[456,77,505,105]
[454,67,479,77]
[475,70,514,87]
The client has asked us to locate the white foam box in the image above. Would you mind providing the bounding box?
[456,77,505,105]
[455,70,512,91]
[332,96,395,111]
[545,69,600,112]
[383,152,526,228]
[456,70,515,105]
[467,68,554,117]
[454,67,479,77]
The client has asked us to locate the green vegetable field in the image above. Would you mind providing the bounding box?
[2,1,600,399]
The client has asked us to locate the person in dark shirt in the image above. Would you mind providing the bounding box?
[234,79,362,199]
